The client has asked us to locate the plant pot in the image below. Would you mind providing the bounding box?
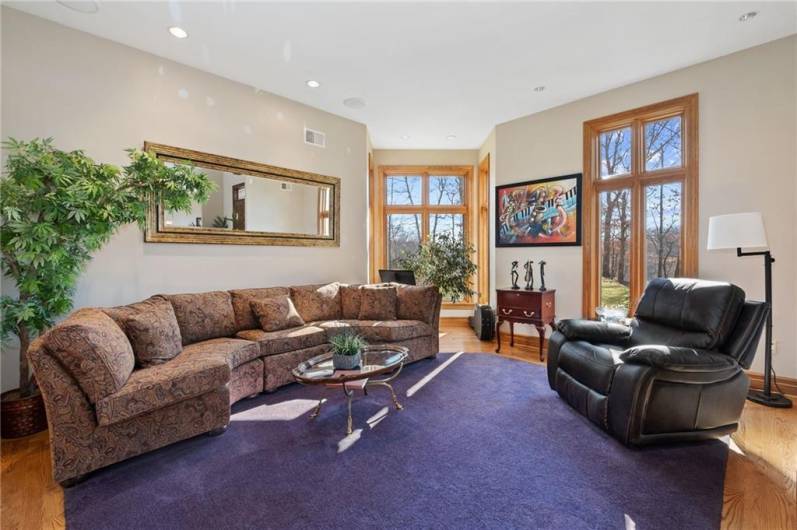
[332,351,362,370]
[1,388,48,439]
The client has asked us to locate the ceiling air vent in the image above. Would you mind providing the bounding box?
[304,127,326,148]
[280,182,293,191]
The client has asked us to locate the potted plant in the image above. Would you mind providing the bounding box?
[400,233,478,302]
[329,331,367,370]
[0,138,214,438]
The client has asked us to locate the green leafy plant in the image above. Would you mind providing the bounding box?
[212,216,233,229]
[400,233,477,302]
[1,138,215,396]
[329,331,367,357]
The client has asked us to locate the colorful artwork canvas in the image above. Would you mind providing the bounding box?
[495,173,582,247]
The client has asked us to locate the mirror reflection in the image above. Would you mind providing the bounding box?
[162,163,333,237]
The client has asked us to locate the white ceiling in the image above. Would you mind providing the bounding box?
[7,1,797,149]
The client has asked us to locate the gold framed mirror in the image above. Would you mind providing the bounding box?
[144,143,340,246]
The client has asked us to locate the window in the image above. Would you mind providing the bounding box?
[371,165,479,306]
[583,95,698,315]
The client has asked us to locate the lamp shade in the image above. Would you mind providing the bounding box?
[707,212,768,250]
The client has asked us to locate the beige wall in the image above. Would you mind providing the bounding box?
[495,35,797,378]
[372,149,480,317]
[0,8,369,390]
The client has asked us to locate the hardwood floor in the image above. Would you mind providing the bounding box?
[1,320,795,529]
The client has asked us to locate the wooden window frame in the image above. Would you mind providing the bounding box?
[371,165,478,309]
[582,94,699,317]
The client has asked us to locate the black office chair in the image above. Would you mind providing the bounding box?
[378,269,416,285]
[547,277,768,446]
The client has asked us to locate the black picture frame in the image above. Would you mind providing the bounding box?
[495,173,582,247]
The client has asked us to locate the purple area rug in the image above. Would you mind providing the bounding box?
[65,353,727,529]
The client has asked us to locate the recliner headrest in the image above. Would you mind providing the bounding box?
[635,278,745,350]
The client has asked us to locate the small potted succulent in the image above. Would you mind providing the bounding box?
[329,331,367,370]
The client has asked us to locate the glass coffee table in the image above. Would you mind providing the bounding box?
[292,345,408,434]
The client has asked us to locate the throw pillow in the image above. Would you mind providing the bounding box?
[251,296,305,332]
[396,285,439,324]
[123,304,183,367]
[340,284,363,319]
[230,287,290,330]
[165,291,237,345]
[358,286,398,320]
[43,308,135,404]
[290,283,342,322]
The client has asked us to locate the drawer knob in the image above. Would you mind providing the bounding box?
[523,310,535,318]
[501,308,513,315]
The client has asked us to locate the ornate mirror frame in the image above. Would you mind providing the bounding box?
[144,142,341,247]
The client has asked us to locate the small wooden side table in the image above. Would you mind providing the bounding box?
[495,288,556,361]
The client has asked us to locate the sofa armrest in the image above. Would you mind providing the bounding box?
[556,319,631,345]
[619,345,741,385]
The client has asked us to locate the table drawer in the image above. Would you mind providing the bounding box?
[498,290,539,307]
[497,307,537,320]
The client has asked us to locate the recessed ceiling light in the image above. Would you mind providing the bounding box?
[169,26,188,39]
[306,80,321,88]
[400,135,410,140]
[343,97,366,109]
[56,1,99,14]
[738,11,758,22]
[446,135,456,141]
[534,86,546,92]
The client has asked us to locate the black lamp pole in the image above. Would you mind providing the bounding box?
[738,248,792,408]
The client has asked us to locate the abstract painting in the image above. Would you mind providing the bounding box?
[495,173,582,247]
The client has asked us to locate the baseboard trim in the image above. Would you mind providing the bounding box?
[747,371,797,398]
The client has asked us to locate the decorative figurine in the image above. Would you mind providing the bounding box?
[524,260,535,290]
[539,260,547,292]
[510,261,520,289]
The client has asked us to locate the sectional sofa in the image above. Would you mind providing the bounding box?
[28,282,442,485]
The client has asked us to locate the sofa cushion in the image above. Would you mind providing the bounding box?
[358,286,397,320]
[558,341,624,395]
[165,291,237,345]
[103,295,172,329]
[251,295,305,332]
[123,303,183,368]
[181,337,261,369]
[44,308,135,404]
[340,284,363,319]
[95,351,229,426]
[634,278,745,349]
[319,320,435,342]
[229,287,290,331]
[236,325,327,356]
[290,283,342,322]
[396,285,439,324]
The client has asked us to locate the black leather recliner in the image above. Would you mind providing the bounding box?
[547,278,768,446]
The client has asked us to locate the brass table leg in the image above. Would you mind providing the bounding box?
[366,362,405,411]
[310,398,324,419]
[343,384,354,435]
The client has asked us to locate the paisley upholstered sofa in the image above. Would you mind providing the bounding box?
[28,282,441,486]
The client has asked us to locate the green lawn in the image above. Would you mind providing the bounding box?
[600,277,629,309]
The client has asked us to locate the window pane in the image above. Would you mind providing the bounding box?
[599,127,632,179]
[429,175,464,205]
[645,182,682,281]
[599,189,631,310]
[385,175,422,205]
[429,213,464,242]
[645,116,682,171]
[387,213,421,268]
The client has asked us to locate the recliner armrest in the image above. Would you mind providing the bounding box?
[556,319,631,345]
[620,345,738,372]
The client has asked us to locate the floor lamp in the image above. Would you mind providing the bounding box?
[707,212,792,408]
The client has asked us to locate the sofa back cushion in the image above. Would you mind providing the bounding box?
[634,278,745,350]
[340,284,363,319]
[396,285,439,324]
[290,283,342,322]
[123,304,183,367]
[229,287,290,331]
[250,296,305,332]
[358,286,398,320]
[43,308,134,404]
[164,291,237,345]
